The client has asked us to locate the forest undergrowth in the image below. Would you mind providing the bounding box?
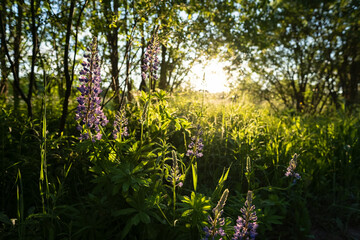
[0,37,360,240]
[1,88,360,239]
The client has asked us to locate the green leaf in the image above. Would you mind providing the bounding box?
[122,182,130,192]
[112,208,137,217]
[181,209,193,217]
[121,220,133,240]
[212,165,231,200]
[0,212,12,225]
[174,120,181,131]
[182,195,190,203]
[131,213,141,225]
[139,211,150,224]
[191,163,197,192]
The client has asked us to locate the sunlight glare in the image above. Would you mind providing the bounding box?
[190,59,230,93]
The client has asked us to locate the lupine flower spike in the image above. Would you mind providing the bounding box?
[202,189,229,240]
[75,37,108,141]
[186,125,204,158]
[233,191,258,240]
[141,35,160,86]
[112,109,129,140]
[285,153,301,182]
[167,150,183,187]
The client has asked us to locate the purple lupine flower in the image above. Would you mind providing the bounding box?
[75,37,108,141]
[202,189,229,240]
[285,153,301,182]
[186,125,204,158]
[112,109,129,140]
[141,35,160,83]
[232,191,258,240]
[167,151,183,187]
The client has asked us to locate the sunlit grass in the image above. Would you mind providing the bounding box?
[1,88,359,239]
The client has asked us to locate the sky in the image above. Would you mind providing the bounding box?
[189,59,231,93]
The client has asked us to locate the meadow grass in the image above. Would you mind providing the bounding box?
[1,89,359,239]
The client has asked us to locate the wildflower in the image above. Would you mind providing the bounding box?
[232,191,258,240]
[112,109,129,140]
[186,125,204,158]
[167,151,183,187]
[142,35,160,83]
[75,37,108,141]
[202,189,229,240]
[285,153,301,182]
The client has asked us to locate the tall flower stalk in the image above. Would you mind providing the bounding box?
[112,109,129,140]
[167,151,183,222]
[167,150,183,188]
[233,191,258,240]
[187,125,204,159]
[141,34,160,91]
[75,37,108,141]
[202,189,229,240]
[185,125,204,191]
[285,153,301,182]
[139,33,160,146]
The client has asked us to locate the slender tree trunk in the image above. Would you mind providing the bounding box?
[346,32,359,110]
[27,0,40,118]
[139,23,147,91]
[296,88,305,112]
[159,44,168,90]
[339,57,357,111]
[0,0,30,115]
[159,11,171,91]
[53,31,64,99]
[329,90,340,110]
[125,42,132,101]
[111,0,120,106]
[339,24,360,112]
[103,0,120,106]
[13,0,24,112]
[59,0,75,133]
[124,0,132,101]
[0,49,8,99]
[0,0,8,99]
[348,62,359,104]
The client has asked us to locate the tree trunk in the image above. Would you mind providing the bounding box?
[345,59,359,110]
[13,0,24,112]
[159,44,168,90]
[0,0,8,99]
[111,0,120,106]
[0,0,26,112]
[27,0,40,118]
[102,0,121,107]
[139,23,147,91]
[124,0,132,102]
[339,24,360,112]
[59,0,75,134]
[52,30,64,99]
[345,29,359,110]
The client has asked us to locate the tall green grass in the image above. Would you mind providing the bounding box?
[0,90,359,239]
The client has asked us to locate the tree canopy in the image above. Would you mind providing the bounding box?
[1,0,359,126]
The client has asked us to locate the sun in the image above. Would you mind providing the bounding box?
[190,59,230,93]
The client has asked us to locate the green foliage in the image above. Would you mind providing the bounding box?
[1,0,360,239]
[216,0,360,112]
[178,191,211,239]
[1,91,360,239]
